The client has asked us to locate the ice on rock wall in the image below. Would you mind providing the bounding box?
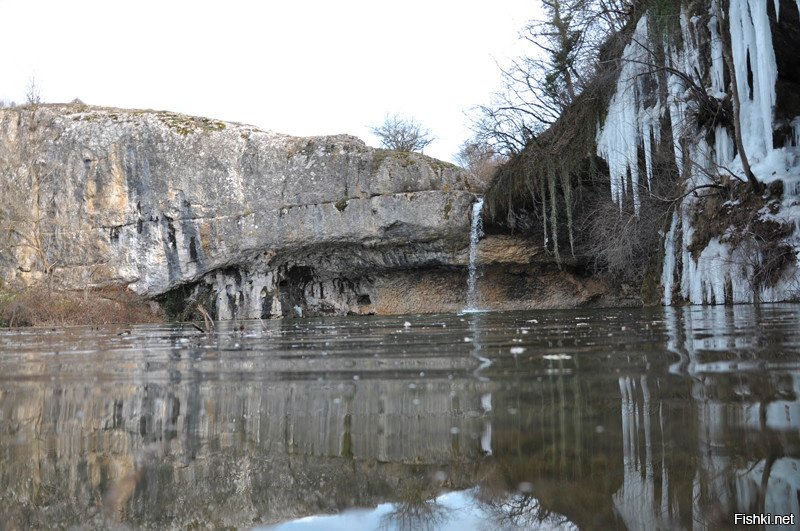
[661,212,679,305]
[708,2,727,99]
[596,15,660,215]
[729,0,777,161]
[597,0,800,305]
[672,0,797,304]
[714,126,735,167]
[792,117,800,148]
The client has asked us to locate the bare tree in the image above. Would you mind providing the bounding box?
[470,0,633,155]
[0,80,65,288]
[25,77,42,106]
[455,138,507,191]
[370,115,434,152]
[1,88,105,293]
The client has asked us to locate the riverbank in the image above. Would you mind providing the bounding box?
[0,286,162,327]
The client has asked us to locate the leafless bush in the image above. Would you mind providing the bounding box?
[370,114,434,152]
[25,77,42,106]
[580,190,670,284]
[455,139,507,192]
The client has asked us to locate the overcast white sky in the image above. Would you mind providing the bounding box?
[0,0,536,162]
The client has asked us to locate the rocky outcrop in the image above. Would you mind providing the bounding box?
[0,104,618,318]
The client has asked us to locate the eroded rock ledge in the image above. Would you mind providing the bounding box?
[0,104,619,319]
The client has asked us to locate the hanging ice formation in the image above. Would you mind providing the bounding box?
[596,0,800,305]
[596,15,661,216]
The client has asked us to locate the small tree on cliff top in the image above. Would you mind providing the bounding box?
[370,115,434,152]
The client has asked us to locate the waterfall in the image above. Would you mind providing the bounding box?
[465,198,484,312]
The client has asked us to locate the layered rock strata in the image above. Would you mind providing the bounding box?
[0,105,614,318]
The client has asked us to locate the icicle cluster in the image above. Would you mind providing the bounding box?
[597,0,800,305]
[596,15,661,216]
[674,0,800,304]
[730,0,778,160]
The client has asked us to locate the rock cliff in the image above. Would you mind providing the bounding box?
[0,104,615,319]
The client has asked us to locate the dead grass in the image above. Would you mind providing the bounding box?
[0,285,163,327]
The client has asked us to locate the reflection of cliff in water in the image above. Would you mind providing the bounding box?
[0,376,498,529]
[0,306,798,529]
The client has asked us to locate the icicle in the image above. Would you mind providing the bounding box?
[662,211,679,305]
[560,163,575,257]
[679,198,695,302]
[714,125,734,166]
[679,10,703,86]
[596,15,652,216]
[548,166,560,264]
[667,69,687,174]
[708,1,727,98]
[540,177,548,251]
[728,0,777,161]
[640,106,656,191]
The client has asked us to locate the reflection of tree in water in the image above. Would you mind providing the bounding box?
[378,477,450,531]
[379,499,450,531]
[475,490,576,530]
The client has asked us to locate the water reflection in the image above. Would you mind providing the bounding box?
[0,305,798,529]
[268,489,576,531]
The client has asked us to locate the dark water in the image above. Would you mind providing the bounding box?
[1,305,799,530]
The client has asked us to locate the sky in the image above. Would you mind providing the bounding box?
[0,0,536,162]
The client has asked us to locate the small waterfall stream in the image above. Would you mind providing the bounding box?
[465,198,484,312]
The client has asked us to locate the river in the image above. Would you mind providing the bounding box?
[1,305,799,529]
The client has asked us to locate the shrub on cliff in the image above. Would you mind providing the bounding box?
[370,115,434,153]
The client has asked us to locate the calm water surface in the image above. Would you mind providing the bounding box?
[1,305,799,530]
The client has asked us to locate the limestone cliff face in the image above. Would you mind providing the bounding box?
[0,104,617,318]
[0,104,475,317]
